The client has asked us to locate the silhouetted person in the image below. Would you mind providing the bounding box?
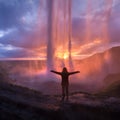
[51,67,80,101]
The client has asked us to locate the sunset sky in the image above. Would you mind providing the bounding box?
[0,0,120,60]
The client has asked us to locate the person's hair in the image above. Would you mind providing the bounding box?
[62,67,68,72]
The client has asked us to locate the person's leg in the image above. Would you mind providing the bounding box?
[62,86,65,101]
[66,85,69,100]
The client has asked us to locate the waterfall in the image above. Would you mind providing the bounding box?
[46,0,74,71]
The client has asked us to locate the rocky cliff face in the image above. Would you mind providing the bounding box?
[73,46,120,90]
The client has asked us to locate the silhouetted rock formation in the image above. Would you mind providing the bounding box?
[97,73,120,97]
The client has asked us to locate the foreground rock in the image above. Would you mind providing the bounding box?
[0,82,120,120]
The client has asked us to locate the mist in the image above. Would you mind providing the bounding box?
[0,0,120,95]
[1,45,120,95]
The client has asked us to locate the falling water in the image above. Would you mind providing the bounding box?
[47,0,55,71]
[46,0,74,71]
[68,0,74,70]
[101,0,113,44]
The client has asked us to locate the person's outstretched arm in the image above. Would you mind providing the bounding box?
[50,70,61,75]
[69,71,80,75]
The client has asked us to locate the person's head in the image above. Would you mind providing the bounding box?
[62,67,68,72]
